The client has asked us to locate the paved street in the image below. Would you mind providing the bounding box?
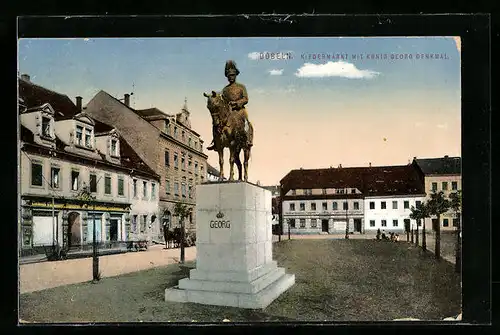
[19,245,196,294]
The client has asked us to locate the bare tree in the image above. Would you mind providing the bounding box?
[427,191,451,260]
[173,202,192,264]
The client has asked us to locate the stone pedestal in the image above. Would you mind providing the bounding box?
[165,181,295,309]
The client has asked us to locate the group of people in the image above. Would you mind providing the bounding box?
[376,228,399,242]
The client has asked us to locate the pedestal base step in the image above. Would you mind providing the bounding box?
[165,271,295,309]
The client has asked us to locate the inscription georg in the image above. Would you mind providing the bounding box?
[210,220,231,228]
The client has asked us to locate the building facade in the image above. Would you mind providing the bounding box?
[279,164,425,235]
[19,75,160,255]
[85,92,208,232]
[413,156,462,231]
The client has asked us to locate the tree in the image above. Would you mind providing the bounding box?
[449,190,462,273]
[427,191,451,260]
[76,184,100,282]
[173,202,192,264]
[420,202,430,251]
[409,202,426,247]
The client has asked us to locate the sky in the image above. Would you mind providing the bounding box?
[18,37,461,186]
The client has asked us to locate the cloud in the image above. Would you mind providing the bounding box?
[268,69,284,76]
[248,52,261,60]
[295,61,380,79]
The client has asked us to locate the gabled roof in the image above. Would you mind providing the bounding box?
[18,77,80,120]
[281,164,425,197]
[413,156,461,175]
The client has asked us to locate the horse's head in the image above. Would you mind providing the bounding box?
[203,90,229,126]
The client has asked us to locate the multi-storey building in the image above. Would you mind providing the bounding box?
[279,163,425,234]
[18,75,160,255]
[206,163,223,182]
[85,92,208,232]
[413,156,462,231]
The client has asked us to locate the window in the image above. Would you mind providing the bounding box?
[369,201,375,210]
[311,203,316,211]
[118,177,124,196]
[133,179,137,197]
[76,126,83,145]
[431,182,437,191]
[443,218,449,227]
[452,181,458,190]
[370,220,375,227]
[291,189,296,196]
[174,182,179,196]
[299,203,305,211]
[416,200,422,207]
[174,153,179,169]
[90,174,97,193]
[165,151,170,166]
[181,183,186,197]
[381,201,386,209]
[289,219,296,228]
[188,185,193,198]
[71,170,80,191]
[353,202,359,210]
[151,183,156,199]
[188,157,192,171]
[141,215,147,232]
[299,219,306,228]
[322,188,326,195]
[305,189,312,195]
[181,155,186,170]
[393,219,398,227]
[50,166,60,189]
[132,215,138,232]
[343,202,348,210]
[322,202,328,211]
[194,161,198,174]
[165,179,170,194]
[84,128,92,148]
[41,117,51,137]
[442,182,448,191]
[311,219,317,228]
[453,219,459,227]
[174,126,178,138]
[332,202,338,210]
[392,201,398,209]
[31,162,43,186]
[404,201,410,209]
[111,139,118,156]
[188,137,192,147]
[289,203,295,211]
[417,221,422,227]
[165,121,170,135]
[104,175,111,194]
[200,165,204,176]
[143,181,147,198]
[182,131,185,142]
[381,220,387,227]
[351,188,356,194]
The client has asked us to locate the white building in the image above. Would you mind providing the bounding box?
[279,163,426,235]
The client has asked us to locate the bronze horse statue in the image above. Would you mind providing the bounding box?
[203,90,253,182]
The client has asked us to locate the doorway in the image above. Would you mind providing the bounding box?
[354,219,362,233]
[110,219,119,241]
[321,219,329,233]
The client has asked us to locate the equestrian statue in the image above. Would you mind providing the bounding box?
[203,60,254,182]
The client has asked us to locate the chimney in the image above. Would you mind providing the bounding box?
[75,96,82,111]
[21,74,30,82]
[338,164,342,168]
[124,94,130,106]
[369,162,372,167]
[444,155,449,159]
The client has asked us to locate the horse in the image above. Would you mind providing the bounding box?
[203,90,253,182]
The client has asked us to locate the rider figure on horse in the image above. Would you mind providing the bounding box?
[206,60,253,151]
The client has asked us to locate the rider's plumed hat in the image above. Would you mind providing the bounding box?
[224,60,240,77]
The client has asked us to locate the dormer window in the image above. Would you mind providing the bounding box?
[85,128,92,148]
[111,139,118,156]
[41,117,51,138]
[76,126,83,146]
[188,137,192,147]
[174,126,178,138]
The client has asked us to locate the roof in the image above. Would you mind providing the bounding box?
[207,163,221,177]
[18,77,80,120]
[281,164,425,197]
[135,108,172,119]
[414,156,461,175]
